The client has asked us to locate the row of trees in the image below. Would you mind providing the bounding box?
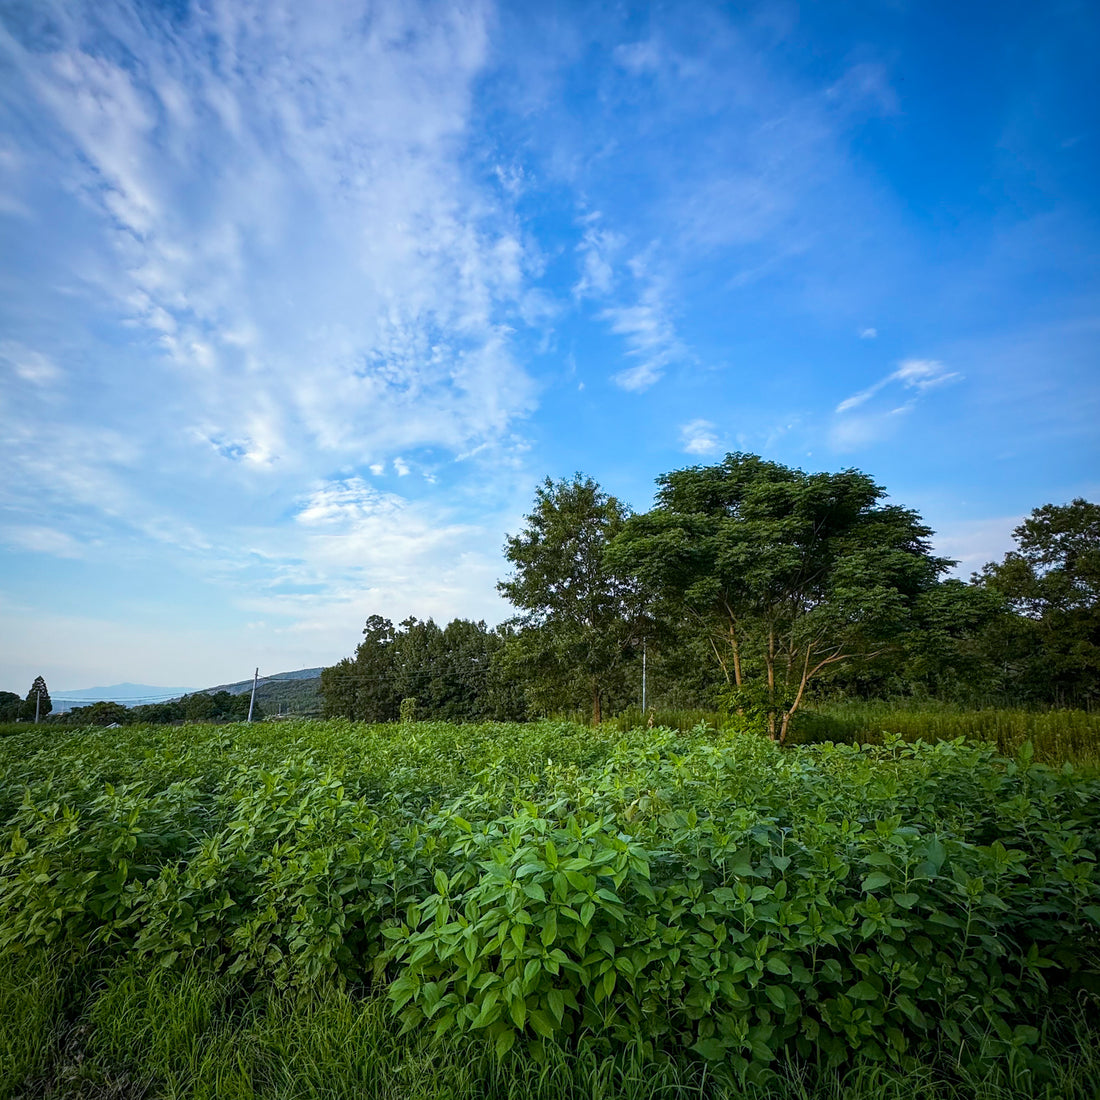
[0,685,262,726]
[323,454,1099,736]
[321,616,526,722]
[54,690,262,726]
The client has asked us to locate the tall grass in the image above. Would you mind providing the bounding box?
[0,951,66,1097]
[791,702,1100,765]
[6,958,1099,1100]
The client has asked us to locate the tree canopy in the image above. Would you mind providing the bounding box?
[320,616,524,723]
[498,475,648,724]
[976,499,1100,706]
[608,454,951,740]
[315,459,1096,728]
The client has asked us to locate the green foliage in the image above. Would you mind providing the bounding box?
[499,475,649,723]
[321,616,523,723]
[0,949,66,1095]
[0,719,1097,1089]
[62,699,135,726]
[4,952,1100,1098]
[0,691,21,722]
[976,499,1100,707]
[609,454,951,740]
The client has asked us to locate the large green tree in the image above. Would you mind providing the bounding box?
[976,498,1100,706]
[322,615,399,721]
[498,475,648,724]
[608,454,950,740]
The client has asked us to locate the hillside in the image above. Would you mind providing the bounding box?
[204,668,325,716]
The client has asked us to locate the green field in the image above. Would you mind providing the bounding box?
[1,718,1098,1099]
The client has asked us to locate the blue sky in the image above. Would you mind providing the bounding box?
[1,0,1097,692]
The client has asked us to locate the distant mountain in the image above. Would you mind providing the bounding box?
[52,683,195,713]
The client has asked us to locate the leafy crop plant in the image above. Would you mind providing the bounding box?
[0,719,1097,1094]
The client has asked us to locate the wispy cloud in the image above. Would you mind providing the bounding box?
[836,359,961,413]
[4,525,86,559]
[573,218,622,298]
[2,0,536,497]
[0,341,62,385]
[931,514,1023,577]
[605,280,686,392]
[830,359,963,452]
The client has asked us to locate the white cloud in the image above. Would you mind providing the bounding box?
[892,359,962,392]
[295,479,403,527]
[613,39,664,75]
[4,0,536,495]
[859,327,877,340]
[606,282,686,392]
[836,359,961,414]
[680,419,722,455]
[0,341,62,385]
[4,525,86,559]
[573,220,622,298]
[240,476,518,647]
[829,403,913,451]
[931,515,1023,577]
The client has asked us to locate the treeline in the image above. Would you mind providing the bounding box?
[322,454,1099,734]
[44,691,260,727]
[321,616,526,722]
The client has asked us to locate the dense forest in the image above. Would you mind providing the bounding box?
[322,454,1099,733]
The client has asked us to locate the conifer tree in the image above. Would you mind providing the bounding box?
[23,675,51,721]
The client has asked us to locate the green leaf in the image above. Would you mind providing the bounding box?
[692,1038,728,1061]
[540,910,557,946]
[862,872,891,892]
[529,1009,557,1038]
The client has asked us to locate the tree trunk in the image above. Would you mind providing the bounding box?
[591,680,602,725]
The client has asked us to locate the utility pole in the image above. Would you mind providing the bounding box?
[247,668,259,723]
[34,689,40,724]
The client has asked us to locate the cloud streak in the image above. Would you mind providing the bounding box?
[836,359,961,413]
